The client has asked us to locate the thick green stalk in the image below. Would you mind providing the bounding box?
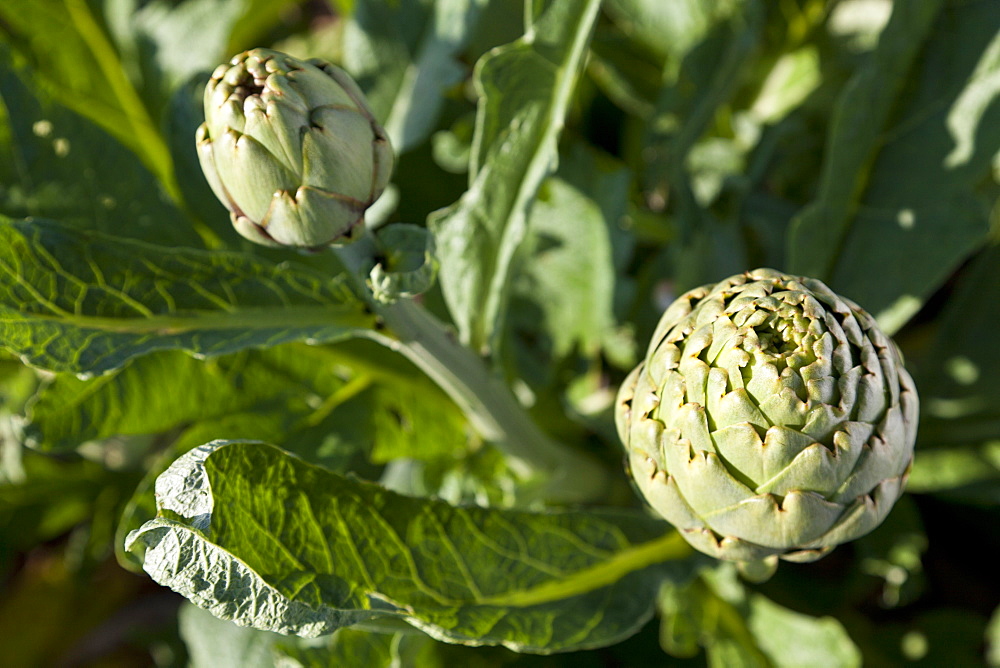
[334,238,607,503]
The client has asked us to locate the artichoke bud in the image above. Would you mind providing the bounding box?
[197,48,393,249]
[367,224,439,304]
[616,269,918,566]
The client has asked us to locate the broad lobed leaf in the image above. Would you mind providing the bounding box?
[506,145,631,385]
[0,219,375,375]
[658,566,861,667]
[127,440,695,653]
[24,340,466,457]
[790,0,1000,331]
[430,0,601,354]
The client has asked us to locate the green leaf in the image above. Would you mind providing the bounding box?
[0,0,175,191]
[659,568,861,667]
[504,147,631,389]
[746,594,861,668]
[787,0,943,278]
[108,339,470,571]
[127,440,694,653]
[429,0,601,354]
[0,218,374,375]
[987,603,1000,667]
[659,573,771,667]
[227,0,307,54]
[0,444,126,566]
[394,445,522,508]
[907,243,1000,504]
[509,178,614,359]
[180,602,284,668]
[113,411,301,573]
[24,345,348,452]
[789,0,1000,331]
[0,61,202,246]
[640,1,763,290]
[603,0,742,63]
[508,147,630,369]
[112,0,243,120]
[366,382,468,464]
[906,443,1000,500]
[273,628,400,668]
[914,245,1000,418]
[344,0,488,153]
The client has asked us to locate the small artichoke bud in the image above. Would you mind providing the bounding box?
[197,48,393,249]
[367,224,439,304]
[616,269,918,566]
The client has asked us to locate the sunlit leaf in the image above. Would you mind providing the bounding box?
[0,219,374,375]
[789,0,999,331]
[127,440,695,652]
[430,0,602,353]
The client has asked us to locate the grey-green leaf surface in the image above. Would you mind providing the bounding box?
[127,440,694,653]
[746,594,861,668]
[788,0,1000,331]
[512,177,615,358]
[114,411,299,573]
[429,0,601,354]
[344,0,488,153]
[505,147,630,387]
[0,218,374,375]
[180,602,285,668]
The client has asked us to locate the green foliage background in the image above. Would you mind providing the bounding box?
[0,0,998,665]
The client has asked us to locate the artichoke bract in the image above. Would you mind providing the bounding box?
[197,49,393,248]
[616,269,918,565]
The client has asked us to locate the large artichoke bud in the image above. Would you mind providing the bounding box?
[197,49,393,248]
[615,269,918,566]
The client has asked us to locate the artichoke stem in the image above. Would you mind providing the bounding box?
[334,237,608,504]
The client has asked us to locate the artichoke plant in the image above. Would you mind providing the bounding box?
[197,48,393,248]
[615,269,918,567]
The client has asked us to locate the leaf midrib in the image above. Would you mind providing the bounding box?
[0,303,372,334]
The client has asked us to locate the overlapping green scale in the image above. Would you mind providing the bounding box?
[616,269,918,566]
[196,48,393,249]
